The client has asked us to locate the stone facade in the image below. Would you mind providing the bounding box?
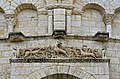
[0,0,120,79]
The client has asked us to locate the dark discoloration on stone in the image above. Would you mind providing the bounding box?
[9,58,110,63]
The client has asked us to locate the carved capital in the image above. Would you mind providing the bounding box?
[103,14,115,25]
[4,14,16,26]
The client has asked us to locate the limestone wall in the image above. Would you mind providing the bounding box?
[0,0,120,79]
[0,0,119,37]
[10,59,109,79]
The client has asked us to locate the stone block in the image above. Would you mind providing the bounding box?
[74,68,82,78]
[54,15,65,22]
[110,58,119,64]
[54,22,66,30]
[57,65,69,74]
[69,66,76,75]
[98,67,105,74]
[54,9,66,15]
[82,73,91,79]
[37,68,46,78]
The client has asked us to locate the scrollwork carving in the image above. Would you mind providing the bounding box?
[17,43,104,59]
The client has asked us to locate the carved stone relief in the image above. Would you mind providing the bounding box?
[17,43,105,59]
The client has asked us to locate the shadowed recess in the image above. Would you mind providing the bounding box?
[14,3,37,15]
[82,3,106,15]
[0,7,5,13]
[41,74,80,79]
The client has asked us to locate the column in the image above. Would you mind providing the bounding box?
[53,9,66,31]
[48,10,53,34]
[66,10,72,34]
[103,14,114,38]
[5,14,16,33]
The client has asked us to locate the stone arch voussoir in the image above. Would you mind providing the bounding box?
[114,7,120,13]
[25,65,97,79]
[82,3,106,15]
[14,3,38,16]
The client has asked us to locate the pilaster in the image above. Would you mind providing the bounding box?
[103,14,115,37]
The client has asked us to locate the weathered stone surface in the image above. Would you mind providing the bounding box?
[10,59,109,79]
[0,0,120,79]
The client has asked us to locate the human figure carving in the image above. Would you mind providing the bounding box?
[12,47,17,58]
[54,42,68,57]
[102,46,107,58]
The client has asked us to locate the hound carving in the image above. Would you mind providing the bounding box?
[54,42,68,57]
[80,45,98,58]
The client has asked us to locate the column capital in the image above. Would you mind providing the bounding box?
[103,14,115,25]
[4,14,16,26]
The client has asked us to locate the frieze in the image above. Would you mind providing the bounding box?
[16,42,106,59]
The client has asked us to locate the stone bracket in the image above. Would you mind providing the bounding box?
[94,31,109,42]
[52,30,66,38]
[8,32,25,42]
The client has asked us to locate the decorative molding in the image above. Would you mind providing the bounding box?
[9,58,110,63]
[46,4,74,10]
[4,14,16,26]
[16,42,105,59]
[103,14,115,25]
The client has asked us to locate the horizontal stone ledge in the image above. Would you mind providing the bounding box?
[0,34,119,43]
[9,58,110,63]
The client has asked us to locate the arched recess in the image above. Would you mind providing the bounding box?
[0,7,7,38]
[41,74,80,79]
[81,3,106,36]
[24,65,96,79]
[82,3,106,15]
[112,7,120,39]
[14,3,38,36]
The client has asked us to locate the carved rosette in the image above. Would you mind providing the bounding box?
[17,43,105,59]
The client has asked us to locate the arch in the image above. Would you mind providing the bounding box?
[24,65,96,79]
[81,7,105,36]
[15,9,38,36]
[14,3,37,15]
[41,73,80,79]
[82,3,106,15]
[0,7,5,13]
[114,7,120,13]
[112,7,120,39]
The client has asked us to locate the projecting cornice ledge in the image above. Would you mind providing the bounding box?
[9,58,110,63]
[45,4,74,10]
[0,33,120,43]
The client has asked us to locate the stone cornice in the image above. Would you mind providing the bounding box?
[9,58,110,63]
[46,4,74,10]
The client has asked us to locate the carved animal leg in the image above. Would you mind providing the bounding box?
[24,53,30,57]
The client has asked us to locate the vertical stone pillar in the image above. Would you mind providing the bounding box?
[66,10,72,34]
[46,5,74,35]
[48,10,53,34]
[53,9,66,31]
[103,14,114,38]
[5,14,16,33]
